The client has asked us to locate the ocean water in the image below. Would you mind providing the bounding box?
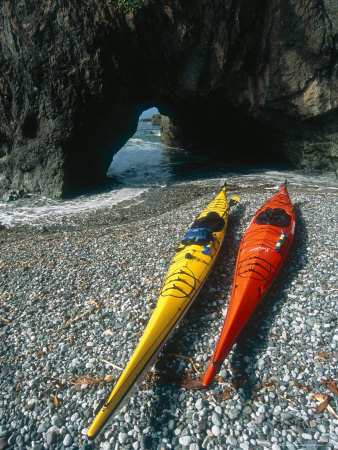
[0,119,337,228]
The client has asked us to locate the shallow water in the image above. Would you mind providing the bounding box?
[0,119,337,229]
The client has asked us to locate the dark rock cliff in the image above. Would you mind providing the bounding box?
[0,0,337,196]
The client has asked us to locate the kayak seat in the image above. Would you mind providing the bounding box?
[191,211,225,232]
[255,207,291,227]
[181,227,214,246]
[181,212,225,246]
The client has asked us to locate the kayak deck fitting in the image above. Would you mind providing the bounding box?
[87,184,238,440]
[203,183,295,386]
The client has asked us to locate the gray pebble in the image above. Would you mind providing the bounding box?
[281,412,293,421]
[179,435,191,447]
[70,412,79,422]
[302,433,313,440]
[255,413,266,425]
[51,415,63,428]
[46,431,56,445]
[227,435,238,446]
[285,443,296,450]
[0,439,8,450]
[211,412,221,426]
[37,423,48,434]
[211,425,220,436]
[189,444,199,450]
[195,398,204,410]
[243,405,252,415]
[32,445,44,450]
[168,419,175,431]
[305,441,319,449]
[84,408,93,419]
[227,407,241,420]
[63,433,73,447]
[118,432,128,445]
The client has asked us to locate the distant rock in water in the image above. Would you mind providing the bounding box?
[2,189,28,202]
[0,1,337,196]
[139,114,162,125]
[151,114,162,126]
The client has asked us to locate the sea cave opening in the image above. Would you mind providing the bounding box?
[105,102,293,192]
[105,105,224,188]
[106,106,171,187]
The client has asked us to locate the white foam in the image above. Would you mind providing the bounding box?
[180,169,338,191]
[0,187,147,228]
[128,138,144,145]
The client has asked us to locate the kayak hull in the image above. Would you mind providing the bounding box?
[203,184,295,386]
[88,185,232,439]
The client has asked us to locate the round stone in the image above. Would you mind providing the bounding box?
[195,398,204,410]
[211,412,221,426]
[70,412,79,422]
[63,434,73,447]
[227,436,238,446]
[179,435,192,447]
[168,419,175,431]
[37,423,48,434]
[51,415,63,428]
[228,407,240,420]
[211,425,220,437]
[118,432,128,445]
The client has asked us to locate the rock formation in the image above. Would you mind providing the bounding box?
[0,0,337,196]
[151,114,162,126]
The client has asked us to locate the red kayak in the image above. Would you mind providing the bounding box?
[203,183,295,386]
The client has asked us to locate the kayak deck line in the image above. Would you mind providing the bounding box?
[87,185,238,440]
[203,183,295,387]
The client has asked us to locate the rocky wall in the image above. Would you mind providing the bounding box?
[0,0,337,196]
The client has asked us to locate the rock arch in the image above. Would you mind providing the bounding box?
[0,0,337,196]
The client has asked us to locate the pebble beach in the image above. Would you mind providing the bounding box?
[0,179,337,450]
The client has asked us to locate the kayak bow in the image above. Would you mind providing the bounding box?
[88,184,238,439]
[203,183,295,386]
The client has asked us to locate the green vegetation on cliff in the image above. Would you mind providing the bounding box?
[118,0,143,14]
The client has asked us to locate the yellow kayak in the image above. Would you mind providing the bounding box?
[87,184,238,440]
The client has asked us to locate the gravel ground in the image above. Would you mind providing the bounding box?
[0,180,337,450]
